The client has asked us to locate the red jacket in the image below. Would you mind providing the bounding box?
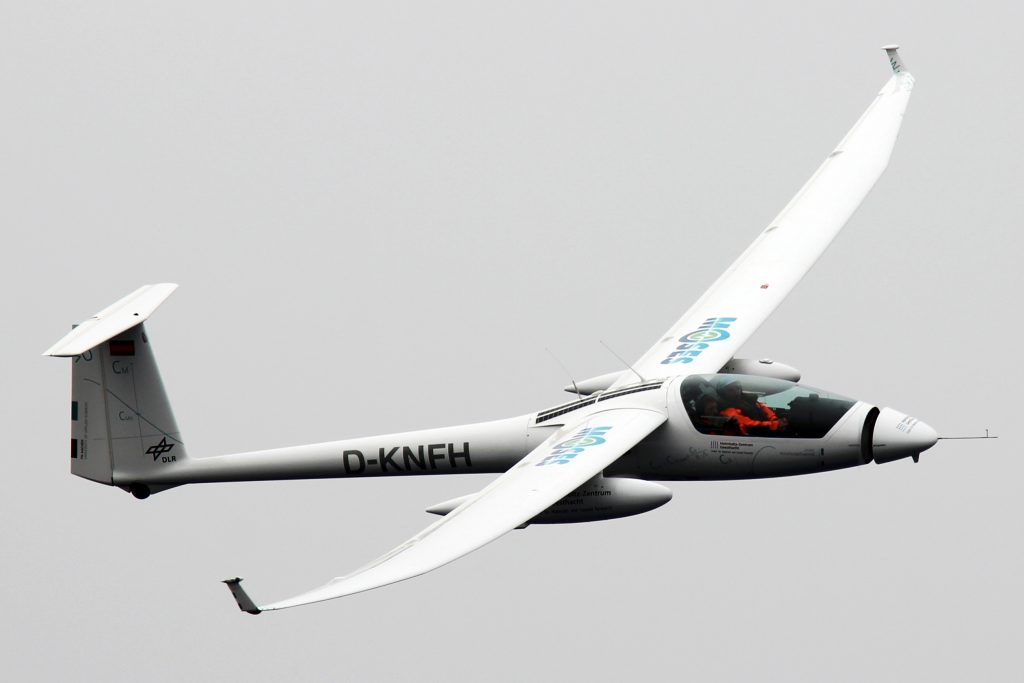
[720,403,781,436]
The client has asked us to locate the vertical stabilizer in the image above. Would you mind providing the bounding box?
[47,285,187,496]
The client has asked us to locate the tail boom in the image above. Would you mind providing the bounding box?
[123,415,532,487]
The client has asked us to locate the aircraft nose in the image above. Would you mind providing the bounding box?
[871,407,939,464]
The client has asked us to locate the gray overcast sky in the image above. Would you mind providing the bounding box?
[2,2,1021,681]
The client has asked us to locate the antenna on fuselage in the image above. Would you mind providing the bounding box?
[927,429,997,463]
[545,347,583,400]
[599,340,646,384]
[937,429,998,440]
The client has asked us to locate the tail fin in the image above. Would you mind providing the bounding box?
[45,284,187,497]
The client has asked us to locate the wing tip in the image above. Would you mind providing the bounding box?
[222,577,262,615]
[882,45,907,74]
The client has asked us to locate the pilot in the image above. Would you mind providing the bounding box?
[695,394,738,435]
[717,379,784,436]
[682,378,713,414]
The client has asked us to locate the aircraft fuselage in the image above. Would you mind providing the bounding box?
[120,375,932,493]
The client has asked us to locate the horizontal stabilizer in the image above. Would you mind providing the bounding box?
[44,284,178,357]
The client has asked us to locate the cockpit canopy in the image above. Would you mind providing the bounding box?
[681,374,856,439]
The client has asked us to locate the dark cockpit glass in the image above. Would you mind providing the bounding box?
[681,374,856,438]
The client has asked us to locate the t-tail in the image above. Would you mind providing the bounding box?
[44,284,187,499]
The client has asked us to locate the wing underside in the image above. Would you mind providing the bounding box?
[226,407,667,612]
[613,50,915,388]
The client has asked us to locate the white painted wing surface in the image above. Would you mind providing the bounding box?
[249,407,667,611]
[613,66,915,389]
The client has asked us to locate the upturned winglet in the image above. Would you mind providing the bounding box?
[222,578,262,615]
[882,44,906,74]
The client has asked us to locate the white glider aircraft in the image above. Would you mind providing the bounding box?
[46,48,933,614]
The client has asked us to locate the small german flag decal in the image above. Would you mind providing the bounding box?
[109,340,135,356]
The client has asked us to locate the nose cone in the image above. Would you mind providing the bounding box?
[871,407,939,464]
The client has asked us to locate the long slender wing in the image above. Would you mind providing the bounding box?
[225,407,667,612]
[612,49,914,389]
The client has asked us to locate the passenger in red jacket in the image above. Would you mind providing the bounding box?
[718,380,784,436]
